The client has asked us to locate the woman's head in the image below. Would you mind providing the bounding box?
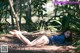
[63,29,73,44]
[63,30,72,38]
[64,30,71,38]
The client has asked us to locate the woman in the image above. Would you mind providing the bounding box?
[9,30,72,46]
[49,30,72,45]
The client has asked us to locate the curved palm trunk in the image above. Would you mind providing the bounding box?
[8,0,20,30]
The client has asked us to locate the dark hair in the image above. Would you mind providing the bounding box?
[63,29,73,44]
[62,29,71,34]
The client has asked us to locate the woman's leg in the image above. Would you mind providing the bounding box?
[10,30,49,46]
[18,33,49,46]
[9,30,31,45]
[30,35,49,46]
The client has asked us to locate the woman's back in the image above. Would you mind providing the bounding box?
[49,34,65,45]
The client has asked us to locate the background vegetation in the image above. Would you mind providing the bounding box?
[0,0,80,52]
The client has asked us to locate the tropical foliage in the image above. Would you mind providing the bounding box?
[0,0,80,52]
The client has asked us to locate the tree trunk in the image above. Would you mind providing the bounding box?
[8,0,20,30]
[19,0,22,30]
[25,0,32,31]
[26,0,31,19]
[10,8,15,29]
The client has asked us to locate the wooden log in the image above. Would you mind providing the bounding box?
[9,45,75,53]
[21,30,61,37]
[15,45,75,51]
[0,33,76,53]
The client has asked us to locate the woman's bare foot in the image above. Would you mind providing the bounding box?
[9,30,21,39]
[9,30,32,46]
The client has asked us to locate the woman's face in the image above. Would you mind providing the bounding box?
[64,31,71,38]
